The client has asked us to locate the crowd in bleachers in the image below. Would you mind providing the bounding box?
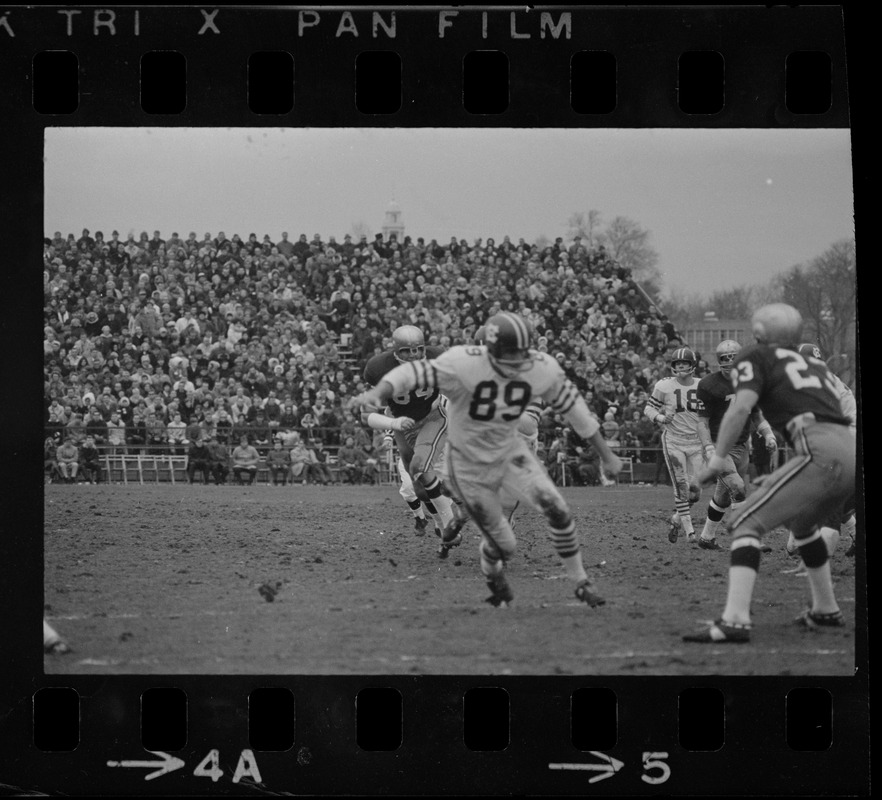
[43,226,704,484]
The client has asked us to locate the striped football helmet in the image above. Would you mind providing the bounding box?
[670,346,697,378]
[483,312,534,377]
[715,339,741,376]
[392,325,426,363]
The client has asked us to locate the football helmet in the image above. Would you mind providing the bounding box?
[473,326,487,345]
[751,303,803,347]
[483,312,534,377]
[715,339,742,376]
[392,325,426,363]
[797,342,823,360]
[670,346,697,378]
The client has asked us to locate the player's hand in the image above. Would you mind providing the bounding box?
[392,416,416,432]
[654,412,669,426]
[764,434,778,452]
[349,389,381,413]
[698,450,728,486]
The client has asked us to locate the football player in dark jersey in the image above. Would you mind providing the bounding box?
[695,339,778,550]
[361,325,456,536]
[783,342,859,569]
[684,304,855,643]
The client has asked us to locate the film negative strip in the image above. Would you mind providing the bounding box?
[0,3,867,796]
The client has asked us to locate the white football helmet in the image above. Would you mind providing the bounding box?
[670,346,697,378]
[751,303,803,347]
[392,325,426,363]
[715,339,741,376]
[483,312,534,377]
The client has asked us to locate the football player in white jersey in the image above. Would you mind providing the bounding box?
[352,312,622,609]
[644,347,705,543]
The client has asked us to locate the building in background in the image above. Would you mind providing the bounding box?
[679,311,750,362]
[381,199,404,242]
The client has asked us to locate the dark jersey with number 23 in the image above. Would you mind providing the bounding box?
[730,344,850,443]
[363,346,445,422]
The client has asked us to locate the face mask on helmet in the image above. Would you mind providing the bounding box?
[715,339,741,376]
[671,359,695,377]
[394,344,425,363]
[392,325,425,363]
[669,347,696,378]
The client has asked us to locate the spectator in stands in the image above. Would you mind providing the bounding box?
[575,442,602,486]
[78,436,102,483]
[44,436,59,483]
[84,406,109,445]
[166,412,189,455]
[248,408,273,453]
[106,411,127,454]
[336,436,368,484]
[186,437,212,485]
[288,439,311,484]
[600,408,621,447]
[305,439,335,485]
[145,412,167,452]
[231,435,260,485]
[206,435,231,485]
[266,440,291,486]
[56,438,80,483]
[65,413,87,445]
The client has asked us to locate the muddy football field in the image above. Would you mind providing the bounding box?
[43,483,858,676]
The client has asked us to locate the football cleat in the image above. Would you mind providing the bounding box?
[670,347,697,378]
[751,303,803,347]
[413,516,428,536]
[574,579,605,608]
[686,532,696,543]
[715,339,742,377]
[437,536,462,559]
[484,574,514,607]
[683,618,751,644]
[667,519,679,543]
[794,608,845,629]
[482,312,535,378]
[698,537,723,551]
[391,325,426,363]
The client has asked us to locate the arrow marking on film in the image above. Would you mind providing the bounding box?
[107,751,185,781]
[549,752,625,783]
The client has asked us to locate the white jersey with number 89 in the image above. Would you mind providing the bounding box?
[386,345,583,464]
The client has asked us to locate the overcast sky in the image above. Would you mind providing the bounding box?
[44,126,853,298]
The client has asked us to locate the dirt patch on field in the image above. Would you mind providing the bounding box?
[43,484,857,675]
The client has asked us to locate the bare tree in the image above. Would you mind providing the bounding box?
[597,215,661,283]
[566,210,603,248]
[350,221,373,241]
[780,238,856,384]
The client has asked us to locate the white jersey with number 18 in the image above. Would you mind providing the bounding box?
[645,376,703,442]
